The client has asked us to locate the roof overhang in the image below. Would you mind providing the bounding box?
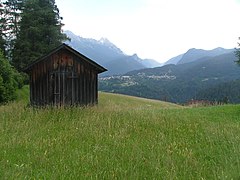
[24,43,107,74]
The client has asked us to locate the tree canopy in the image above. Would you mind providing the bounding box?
[0,0,23,58]
[236,37,240,63]
[12,0,67,71]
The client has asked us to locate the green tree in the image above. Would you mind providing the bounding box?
[236,37,240,63]
[0,1,6,55]
[0,0,23,58]
[12,0,67,71]
[0,50,22,103]
[0,30,6,55]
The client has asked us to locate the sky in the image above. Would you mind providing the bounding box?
[55,0,240,63]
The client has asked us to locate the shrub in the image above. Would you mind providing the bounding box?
[0,51,23,104]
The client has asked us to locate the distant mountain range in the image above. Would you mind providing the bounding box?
[64,30,240,103]
[99,49,240,103]
[64,30,162,76]
[164,47,234,65]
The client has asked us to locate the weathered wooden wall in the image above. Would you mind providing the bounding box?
[29,49,98,106]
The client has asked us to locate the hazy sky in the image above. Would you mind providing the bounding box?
[55,0,240,62]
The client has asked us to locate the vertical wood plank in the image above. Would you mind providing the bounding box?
[96,73,98,104]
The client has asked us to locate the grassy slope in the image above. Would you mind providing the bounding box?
[0,89,240,179]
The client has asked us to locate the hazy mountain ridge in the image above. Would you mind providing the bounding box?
[141,58,163,68]
[65,30,124,65]
[164,54,184,65]
[64,30,161,76]
[103,54,146,75]
[177,47,234,65]
[164,47,234,65]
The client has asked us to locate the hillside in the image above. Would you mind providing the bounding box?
[1,89,240,179]
[101,54,146,75]
[98,92,180,110]
[99,52,240,103]
[196,79,240,103]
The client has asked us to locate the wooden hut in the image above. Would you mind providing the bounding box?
[24,43,107,106]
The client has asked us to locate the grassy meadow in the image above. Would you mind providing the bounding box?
[1,88,240,179]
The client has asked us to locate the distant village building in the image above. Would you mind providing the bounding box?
[24,43,107,106]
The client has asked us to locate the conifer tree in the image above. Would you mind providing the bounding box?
[0,23,6,55]
[0,1,6,55]
[236,37,240,63]
[0,0,23,58]
[12,0,67,71]
[0,32,6,56]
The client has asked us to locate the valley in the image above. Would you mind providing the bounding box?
[99,50,240,104]
[65,31,240,104]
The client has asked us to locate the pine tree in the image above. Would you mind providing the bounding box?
[0,22,6,56]
[0,1,6,54]
[12,0,67,71]
[236,37,240,63]
[0,31,6,56]
[0,0,23,58]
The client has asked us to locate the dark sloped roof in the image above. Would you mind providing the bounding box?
[24,43,107,73]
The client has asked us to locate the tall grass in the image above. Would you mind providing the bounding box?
[0,91,240,179]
